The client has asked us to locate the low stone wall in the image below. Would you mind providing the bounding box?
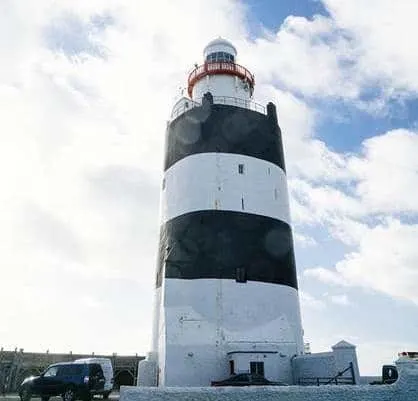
[120,360,418,401]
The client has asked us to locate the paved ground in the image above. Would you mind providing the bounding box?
[0,393,119,401]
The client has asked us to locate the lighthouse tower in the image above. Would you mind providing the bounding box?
[139,38,304,387]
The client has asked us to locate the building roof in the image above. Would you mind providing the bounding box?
[203,37,237,55]
[332,340,356,349]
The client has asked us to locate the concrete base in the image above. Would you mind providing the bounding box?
[121,359,418,401]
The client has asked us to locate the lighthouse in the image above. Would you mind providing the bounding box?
[138,38,304,387]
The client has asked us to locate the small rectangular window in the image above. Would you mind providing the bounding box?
[250,362,264,376]
[274,188,278,200]
[236,267,246,283]
[162,178,166,190]
[241,197,245,210]
[238,164,244,174]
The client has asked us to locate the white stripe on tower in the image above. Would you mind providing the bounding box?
[161,152,291,225]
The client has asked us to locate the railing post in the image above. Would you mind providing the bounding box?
[350,362,355,384]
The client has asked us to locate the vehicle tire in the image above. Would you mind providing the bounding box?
[103,392,111,399]
[20,388,31,401]
[41,397,50,401]
[62,387,76,401]
[82,393,92,401]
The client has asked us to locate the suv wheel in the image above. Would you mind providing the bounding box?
[20,388,31,401]
[41,397,50,401]
[62,387,76,401]
[103,392,111,399]
[82,393,92,401]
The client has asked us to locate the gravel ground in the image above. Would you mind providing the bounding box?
[0,393,119,401]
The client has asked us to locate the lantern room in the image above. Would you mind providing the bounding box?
[187,38,255,100]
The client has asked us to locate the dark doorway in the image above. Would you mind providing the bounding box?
[229,360,235,375]
[113,370,134,388]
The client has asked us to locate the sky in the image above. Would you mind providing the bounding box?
[0,0,417,376]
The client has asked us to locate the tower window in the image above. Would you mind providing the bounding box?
[206,52,235,63]
[241,197,245,210]
[238,164,244,174]
[236,267,246,283]
[162,178,166,190]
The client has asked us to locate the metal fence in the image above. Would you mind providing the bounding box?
[298,363,356,386]
[170,96,266,120]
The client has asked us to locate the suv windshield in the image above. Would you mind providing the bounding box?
[43,366,59,377]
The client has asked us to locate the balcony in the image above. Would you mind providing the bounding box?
[187,62,255,98]
[170,95,266,121]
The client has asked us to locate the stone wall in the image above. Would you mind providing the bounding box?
[120,359,418,401]
[292,340,360,385]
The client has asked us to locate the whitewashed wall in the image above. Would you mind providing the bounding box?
[192,75,251,102]
[159,279,303,386]
[161,153,291,225]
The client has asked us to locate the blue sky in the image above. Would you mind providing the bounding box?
[246,0,329,34]
[1,0,417,377]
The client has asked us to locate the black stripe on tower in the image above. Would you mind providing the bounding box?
[156,210,297,289]
[164,93,286,172]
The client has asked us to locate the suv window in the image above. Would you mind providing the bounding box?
[89,364,104,377]
[57,364,83,376]
[44,366,59,377]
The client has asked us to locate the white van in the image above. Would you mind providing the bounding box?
[74,358,114,398]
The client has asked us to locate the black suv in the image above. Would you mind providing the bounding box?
[19,362,106,401]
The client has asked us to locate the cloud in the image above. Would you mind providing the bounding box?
[291,126,418,306]
[243,0,418,115]
[356,340,418,376]
[306,219,418,304]
[43,12,113,59]
[334,219,418,304]
[323,0,418,96]
[329,294,351,306]
[299,291,326,310]
[289,179,364,225]
[247,15,360,99]
[294,233,317,248]
[304,267,349,287]
[349,129,418,214]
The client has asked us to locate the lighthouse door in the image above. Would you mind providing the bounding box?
[250,362,264,377]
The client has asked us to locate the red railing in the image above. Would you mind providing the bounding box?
[187,62,255,98]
